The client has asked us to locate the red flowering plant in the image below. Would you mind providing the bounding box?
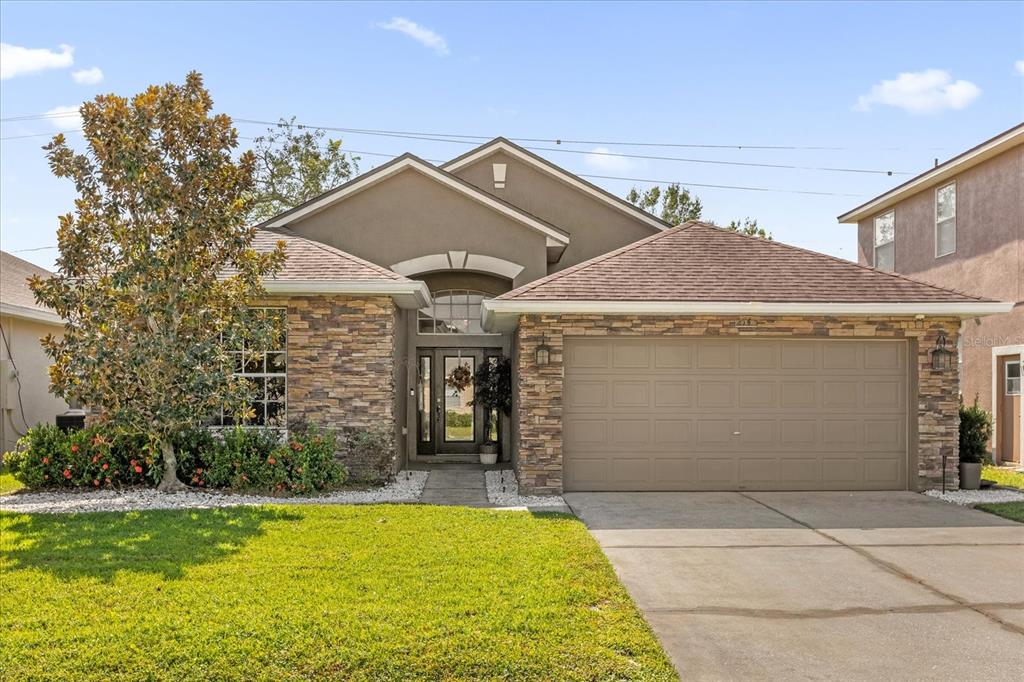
[5,425,156,489]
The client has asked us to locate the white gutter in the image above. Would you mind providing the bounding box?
[481,299,1015,332]
[0,302,63,325]
[263,280,431,309]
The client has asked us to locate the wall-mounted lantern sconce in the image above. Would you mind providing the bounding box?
[535,334,551,366]
[930,331,954,371]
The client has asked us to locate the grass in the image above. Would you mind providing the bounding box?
[982,465,1024,490]
[0,505,676,681]
[976,502,1024,523]
[0,463,23,495]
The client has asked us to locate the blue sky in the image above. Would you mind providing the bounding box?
[2,1,1022,270]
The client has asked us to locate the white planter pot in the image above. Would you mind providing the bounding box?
[479,448,498,465]
[959,462,982,490]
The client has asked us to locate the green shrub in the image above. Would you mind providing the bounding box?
[959,398,992,464]
[178,424,345,493]
[345,424,395,483]
[7,423,345,494]
[6,424,155,489]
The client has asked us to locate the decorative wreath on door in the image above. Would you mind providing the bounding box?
[445,364,474,393]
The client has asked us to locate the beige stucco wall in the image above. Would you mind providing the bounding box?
[450,149,662,272]
[284,167,549,287]
[854,145,1023,420]
[515,314,962,495]
[1,315,68,454]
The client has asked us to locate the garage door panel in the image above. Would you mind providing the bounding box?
[566,381,607,408]
[612,381,649,407]
[781,343,818,369]
[566,341,609,369]
[698,419,736,444]
[611,419,650,445]
[739,381,776,407]
[781,381,817,407]
[739,342,778,369]
[565,418,607,445]
[563,338,908,492]
[697,382,734,407]
[654,381,692,407]
[823,343,859,369]
[612,343,651,369]
[654,342,693,368]
[823,381,860,407]
[740,458,781,483]
[864,380,903,408]
[864,342,903,369]
[697,343,734,369]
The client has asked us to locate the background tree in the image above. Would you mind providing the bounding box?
[246,118,359,223]
[626,183,703,225]
[725,217,772,240]
[32,72,286,491]
[627,184,771,239]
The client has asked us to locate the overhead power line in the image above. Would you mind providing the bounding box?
[3,110,912,174]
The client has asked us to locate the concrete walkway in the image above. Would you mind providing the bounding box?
[418,468,492,507]
[567,491,1024,681]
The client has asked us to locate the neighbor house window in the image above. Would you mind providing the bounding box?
[219,308,287,426]
[874,211,895,271]
[1007,360,1021,396]
[935,182,956,257]
[418,289,494,334]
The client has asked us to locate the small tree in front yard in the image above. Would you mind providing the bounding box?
[31,72,285,491]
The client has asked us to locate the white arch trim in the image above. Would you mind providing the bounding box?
[390,253,525,280]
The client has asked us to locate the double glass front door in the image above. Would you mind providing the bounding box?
[416,348,499,455]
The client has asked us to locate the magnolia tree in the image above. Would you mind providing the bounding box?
[31,72,286,491]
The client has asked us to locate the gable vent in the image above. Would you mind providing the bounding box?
[492,163,507,189]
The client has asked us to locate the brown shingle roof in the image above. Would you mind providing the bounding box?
[231,227,410,282]
[498,222,993,303]
[0,250,57,314]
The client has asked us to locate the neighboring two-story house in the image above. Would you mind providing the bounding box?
[839,123,1023,464]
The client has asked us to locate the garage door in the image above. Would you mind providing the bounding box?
[563,338,909,492]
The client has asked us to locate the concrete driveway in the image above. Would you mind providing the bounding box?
[565,491,1024,681]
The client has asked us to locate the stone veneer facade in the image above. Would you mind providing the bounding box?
[515,314,962,495]
[262,294,399,481]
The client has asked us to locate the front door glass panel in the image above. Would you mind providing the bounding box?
[443,356,475,442]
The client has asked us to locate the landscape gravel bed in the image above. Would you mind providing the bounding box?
[924,487,1024,507]
[0,470,428,514]
[485,469,566,507]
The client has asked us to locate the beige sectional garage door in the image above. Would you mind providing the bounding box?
[563,338,909,492]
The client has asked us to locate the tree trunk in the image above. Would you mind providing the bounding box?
[156,438,189,492]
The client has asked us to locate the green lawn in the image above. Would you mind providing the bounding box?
[976,502,1024,523]
[0,463,23,495]
[982,465,1024,490]
[0,505,676,681]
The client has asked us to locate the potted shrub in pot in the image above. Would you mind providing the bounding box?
[472,357,512,465]
[958,398,992,490]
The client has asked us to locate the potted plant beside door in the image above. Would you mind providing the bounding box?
[958,398,992,490]
[472,357,512,465]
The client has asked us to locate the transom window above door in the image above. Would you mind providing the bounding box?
[418,289,494,334]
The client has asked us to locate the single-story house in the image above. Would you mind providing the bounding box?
[245,137,1011,492]
[1,251,68,454]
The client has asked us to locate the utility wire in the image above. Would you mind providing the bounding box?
[3,110,915,173]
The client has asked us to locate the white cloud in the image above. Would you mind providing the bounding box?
[854,69,980,114]
[1015,60,1024,76]
[71,66,103,85]
[583,147,634,172]
[377,17,449,55]
[45,105,83,132]
[0,43,74,80]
